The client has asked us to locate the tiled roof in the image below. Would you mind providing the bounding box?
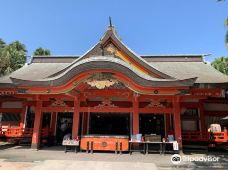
[1,55,228,87]
[149,62,228,83]
[32,56,79,63]
[5,56,196,88]
[0,63,69,87]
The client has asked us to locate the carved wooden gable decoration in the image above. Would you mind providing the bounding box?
[81,27,169,79]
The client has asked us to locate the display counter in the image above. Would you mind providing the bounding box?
[80,135,129,153]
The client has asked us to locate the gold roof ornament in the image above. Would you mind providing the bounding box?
[85,72,118,89]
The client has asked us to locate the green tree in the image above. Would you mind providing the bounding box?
[0,40,27,76]
[0,39,6,50]
[33,47,51,56]
[0,39,8,75]
[211,57,228,75]
[225,18,228,48]
[8,41,27,71]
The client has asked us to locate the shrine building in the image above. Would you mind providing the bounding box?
[0,24,228,151]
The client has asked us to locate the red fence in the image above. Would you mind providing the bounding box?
[182,131,209,142]
[0,127,50,138]
[182,131,228,143]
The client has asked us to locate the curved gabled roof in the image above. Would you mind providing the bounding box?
[2,25,227,90]
[9,56,196,88]
[46,26,174,79]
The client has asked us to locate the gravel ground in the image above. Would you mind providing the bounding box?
[0,146,227,170]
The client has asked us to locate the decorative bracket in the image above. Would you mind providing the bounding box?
[145,99,165,108]
[94,97,118,108]
[51,99,67,107]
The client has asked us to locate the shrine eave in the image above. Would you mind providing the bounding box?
[1,56,196,89]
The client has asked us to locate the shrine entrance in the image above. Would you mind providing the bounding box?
[88,113,130,136]
[139,114,165,138]
[56,112,73,144]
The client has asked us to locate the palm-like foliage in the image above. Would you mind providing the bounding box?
[0,39,9,75]
[0,39,27,76]
[7,41,27,71]
[0,39,6,50]
[225,18,228,48]
[211,57,228,75]
[33,47,51,56]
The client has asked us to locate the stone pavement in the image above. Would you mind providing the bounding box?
[0,146,227,170]
[0,159,158,170]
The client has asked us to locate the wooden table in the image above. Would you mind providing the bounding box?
[62,140,79,153]
[80,135,129,154]
[145,141,178,155]
[129,141,146,154]
[145,141,163,155]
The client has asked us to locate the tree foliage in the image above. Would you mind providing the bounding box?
[33,47,51,56]
[211,57,228,75]
[225,18,228,48]
[0,39,26,76]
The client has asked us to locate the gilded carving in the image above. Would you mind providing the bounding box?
[85,73,118,89]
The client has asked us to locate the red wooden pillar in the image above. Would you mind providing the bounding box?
[72,97,80,139]
[19,102,27,129]
[31,101,43,149]
[132,93,139,135]
[172,96,182,150]
[199,100,206,133]
[50,112,57,136]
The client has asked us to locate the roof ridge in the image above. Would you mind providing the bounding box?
[141,54,210,57]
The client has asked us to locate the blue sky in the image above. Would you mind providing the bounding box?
[0,0,227,62]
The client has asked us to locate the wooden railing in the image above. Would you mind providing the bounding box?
[4,128,34,137]
[182,131,209,142]
[0,127,50,138]
[41,128,51,138]
[182,131,228,143]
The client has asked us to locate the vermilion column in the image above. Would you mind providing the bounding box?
[199,100,206,133]
[50,112,57,136]
[132,93,139,135]
[19,102,27,129]
[31,101,43,149]
[72,97,80,139]
[172,96,182,150]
